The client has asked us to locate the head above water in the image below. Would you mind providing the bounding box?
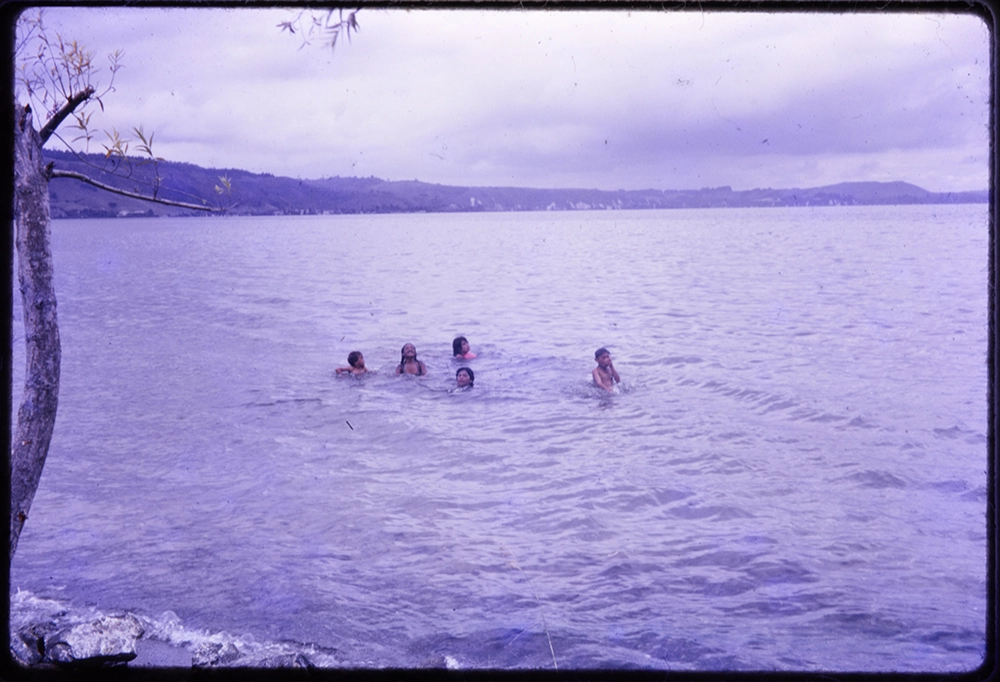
[595,347,610,361]
[452,336,469,356]
[400,343,418,362]
[348,351,363,368]
[456,367,474,387]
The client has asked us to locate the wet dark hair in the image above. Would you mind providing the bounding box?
[399,344,418,364]
[595,347,610,360]
[456,367,474,386]
[348,351,362,368]
[398,344,424,375]
[453,336,469,356]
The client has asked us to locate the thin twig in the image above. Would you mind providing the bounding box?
[501,545,558,670]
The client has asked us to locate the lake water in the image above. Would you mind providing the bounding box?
[8,205,989,671]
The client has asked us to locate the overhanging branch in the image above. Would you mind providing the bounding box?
[50,169,219,213]
[39,86,95,145]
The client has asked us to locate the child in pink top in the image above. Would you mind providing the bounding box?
[452,336,477,359]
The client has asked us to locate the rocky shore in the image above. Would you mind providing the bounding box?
[10,612,316,670]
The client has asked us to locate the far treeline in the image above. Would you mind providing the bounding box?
[46,149,988,219]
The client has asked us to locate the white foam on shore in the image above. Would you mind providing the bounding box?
[10,588,103,630]
[139,610,341,666]
[10,589,343,668]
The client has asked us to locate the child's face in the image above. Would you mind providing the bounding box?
[355,354,365,369]
[403,344,416,358]
[456,371,471,388]
[461,340,470,354]
[597,352,612,368]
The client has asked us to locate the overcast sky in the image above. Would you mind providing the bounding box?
[19,7,990,192]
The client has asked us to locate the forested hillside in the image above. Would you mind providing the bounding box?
[44,149,988,219]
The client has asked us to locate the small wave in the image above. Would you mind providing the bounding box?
[961,486,988,502]
[662,355,704,366]
[709,430,749,442]
[693,376,889,435]
[241,397,324,408]
[743,559,818,585]
[697,577,758,597]
[9,590,100,632]
[641,634,733,668]
[673,549,763,570]
[933,425,986,445]
[407,628,556,669]
[933,426,964,439]
[836,469,908,490]
[697,378,832,422]
[807,412,845,423]
[815,611,910,638]
[665,504,755,521]
[139,610,343,668]
[927,479,970,494]
[250,296,292,306]
[759,398,799,414]
[836,416,878,430]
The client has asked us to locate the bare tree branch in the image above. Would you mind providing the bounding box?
[39,86,94,145]
[50,168,219,213]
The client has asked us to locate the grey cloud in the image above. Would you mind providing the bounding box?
[31,8,988,193]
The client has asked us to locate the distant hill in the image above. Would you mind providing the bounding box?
[43,149,988,219]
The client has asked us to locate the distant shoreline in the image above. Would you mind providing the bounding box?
[44,150,988,219]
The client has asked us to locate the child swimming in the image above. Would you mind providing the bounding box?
[335,351,369,375]
[455,366,475,389]
[452,336,477,359]
[396,343,428,376]
[592,347,620,392]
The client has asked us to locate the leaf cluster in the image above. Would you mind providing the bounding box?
[15,9,230,212]
[15,9,122,148]
[215,174,234,210]
[103,124,167,198]
[278,8,360,51]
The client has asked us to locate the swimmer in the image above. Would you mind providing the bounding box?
[335,351,369,375]
[452,336,477,359]
[395,343,428,376]
[455,366,475,389]
[592,347,620,392]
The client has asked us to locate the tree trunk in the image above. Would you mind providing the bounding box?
[10,104,61,560]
